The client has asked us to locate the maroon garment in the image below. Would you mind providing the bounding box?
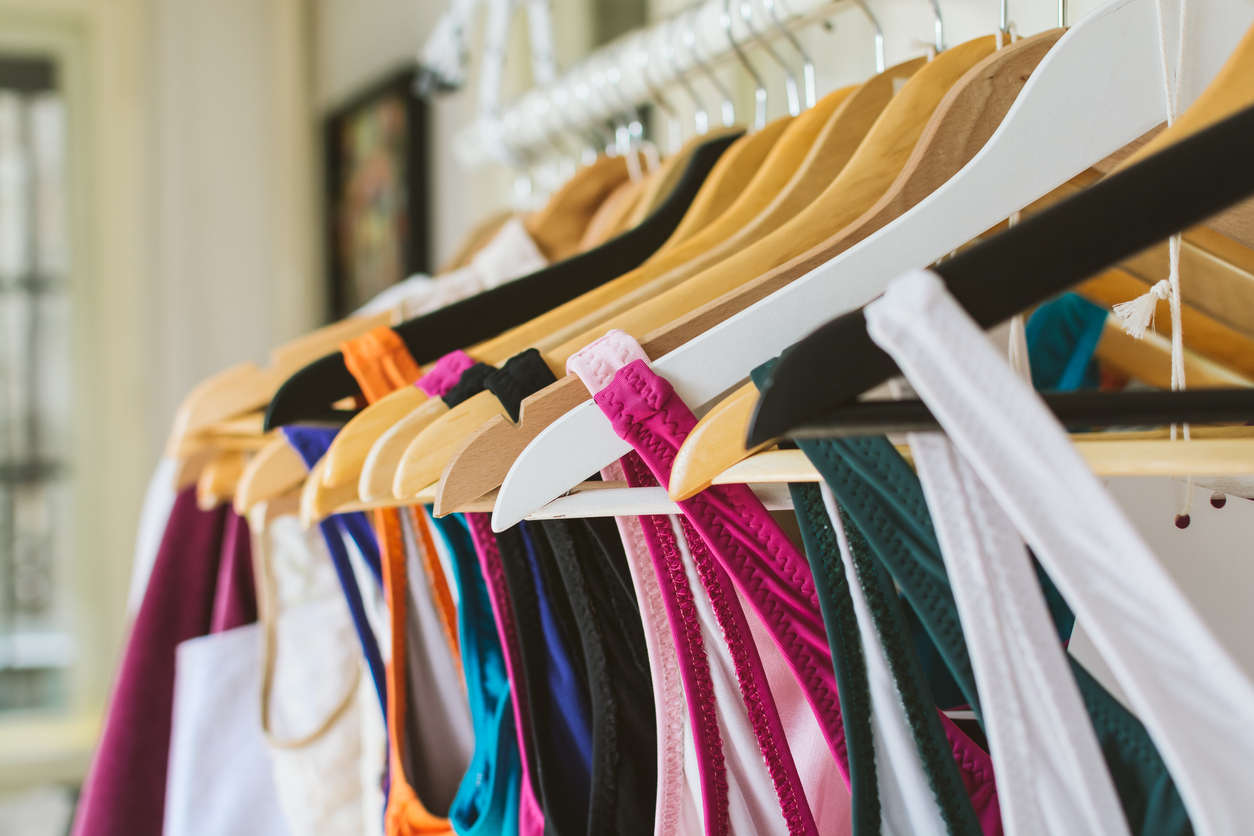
[73,487,254,836]
[210,511,258,633]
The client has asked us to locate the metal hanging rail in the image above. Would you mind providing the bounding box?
[453,0,860,169]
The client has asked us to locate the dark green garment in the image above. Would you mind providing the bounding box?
[800,432,1193,836]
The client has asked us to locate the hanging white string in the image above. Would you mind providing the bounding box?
[1157,0,1195,523]
[1004,212,1033,384]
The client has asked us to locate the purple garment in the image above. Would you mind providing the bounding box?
[73,488,235,836]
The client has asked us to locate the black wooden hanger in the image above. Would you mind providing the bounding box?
[265,130,741,430]
[748,103,1254,446]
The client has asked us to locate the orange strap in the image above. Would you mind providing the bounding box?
[339,326,462,663]
[340,327,424,404]
[376,508,456,836]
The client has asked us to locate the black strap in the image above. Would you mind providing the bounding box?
[443,363,496,408]
[485,349,559,422]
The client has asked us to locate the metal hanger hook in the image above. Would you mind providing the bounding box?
[683,5,737,127]
[739,0,801,116]
[664,14,712,135]
[760,0,816,109]
[856,0,886,73]
[635,36,684,153]
[926,0,945,53]
[722,0,768,130]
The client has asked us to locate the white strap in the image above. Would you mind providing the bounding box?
[910,432,1130,836]
[865,269,1254,836]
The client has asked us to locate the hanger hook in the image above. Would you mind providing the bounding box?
[926,0,945,53]
[738,0,801,116]
[760,0,816,109]
[571,76,618,155]
[1058,0,1066,27]
[636,36,684,153]
[604,52,645,151]
[855,0,886,73]
[664,14,712,135]
[533,93,582,180]
[721,0,767,130]
[590,60,633,159]
[553,84,606,165]
[683,5,737,127]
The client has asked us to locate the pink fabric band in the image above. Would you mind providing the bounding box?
[416,350,477,398]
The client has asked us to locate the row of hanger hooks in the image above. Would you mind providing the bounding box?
[459,0,1062,197]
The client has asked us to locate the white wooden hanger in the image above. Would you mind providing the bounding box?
[492,0,1254,531]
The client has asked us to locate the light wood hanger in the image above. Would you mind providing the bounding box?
[489,0,1254,530]
[578,177,647,250]
[664,116,793,246]
[431,31,1054,513]
[196,449,247,511]
[166,310,395,458]
[710,429,1254,486]
[523,153,633,261]
[234,436,307,515]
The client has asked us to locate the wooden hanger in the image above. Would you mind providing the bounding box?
[577,177,647,250]
[489,0,1254,530]
[436,31,1054,516]
[196,449,247,511]
[234,436,307,515]
[167,309,395,458]
[708,428,1254,488]
[664,116,793,246]
[523,152,632,262]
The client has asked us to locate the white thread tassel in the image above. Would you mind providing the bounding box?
[1111,279,1170,338]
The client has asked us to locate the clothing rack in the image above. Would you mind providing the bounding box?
[453,0,864,168]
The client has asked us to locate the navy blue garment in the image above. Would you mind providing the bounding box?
[281,426,387,714]
[494,522,593,836]
[429,513,522,836]
[1026,292,1109,392]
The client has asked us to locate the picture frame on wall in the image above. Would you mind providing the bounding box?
[324,67,429,319]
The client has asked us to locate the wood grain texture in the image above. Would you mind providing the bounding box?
[358,398,450,501]
[322,386,428,485]
[434,376,591,516]
[234,437,307,515]
[668,381,769,500]
[665,116,792,245]
[395,390,511,497]
[1093,318,1252,388]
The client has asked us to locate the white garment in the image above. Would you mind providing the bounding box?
[164,623,291,836]
[865,269,1254,836]
[820,485,947,836]
[355,217,547,320]
[261,515,375,836]
[127,457,178,617]
[399,508,475,814]
[910,433,1130,836]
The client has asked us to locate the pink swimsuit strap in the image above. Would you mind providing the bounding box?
[416,350,477,398]
[465,512,545,836]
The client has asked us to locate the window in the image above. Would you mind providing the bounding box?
[0,57,74,714]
